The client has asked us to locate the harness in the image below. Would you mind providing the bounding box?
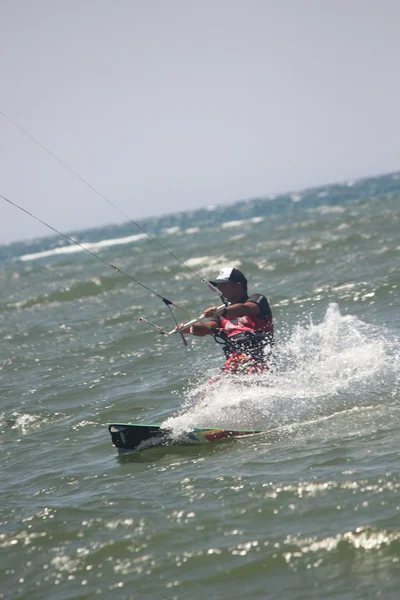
[211,328,273,363]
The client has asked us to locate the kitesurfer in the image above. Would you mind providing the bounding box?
[182,267,274,374]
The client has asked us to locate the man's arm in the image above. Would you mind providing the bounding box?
[202,302,261,321]
[179,298,263,336]
[179,319,219,336]
[189,320,219,336]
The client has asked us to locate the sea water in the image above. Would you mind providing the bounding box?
[1,172,399,599]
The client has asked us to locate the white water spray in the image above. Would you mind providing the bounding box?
[162,304,400,436]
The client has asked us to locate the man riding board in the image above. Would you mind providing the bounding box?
[182,267,274,374]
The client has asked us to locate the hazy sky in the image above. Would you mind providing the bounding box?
[1,0,399,243]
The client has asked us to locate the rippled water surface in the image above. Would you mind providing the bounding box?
[1,172,400,599]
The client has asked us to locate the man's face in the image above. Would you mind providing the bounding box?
[216,281,244,303]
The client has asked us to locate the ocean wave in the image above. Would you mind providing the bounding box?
[282,527,400,565]
[6,276,124,309]
[3,410,64,435]
[161,226,181,235]
[19,233,148,262]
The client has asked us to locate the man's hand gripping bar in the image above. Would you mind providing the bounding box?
[167,304,228,335]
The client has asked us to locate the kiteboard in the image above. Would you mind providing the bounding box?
[108,423,263,453]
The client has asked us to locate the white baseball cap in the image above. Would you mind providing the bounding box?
[210,267,247,287]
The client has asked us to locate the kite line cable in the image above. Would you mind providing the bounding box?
[0,108,222,298]
[0,192,193,317]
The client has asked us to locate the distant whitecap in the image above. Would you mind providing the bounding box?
[19,233,148,261]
